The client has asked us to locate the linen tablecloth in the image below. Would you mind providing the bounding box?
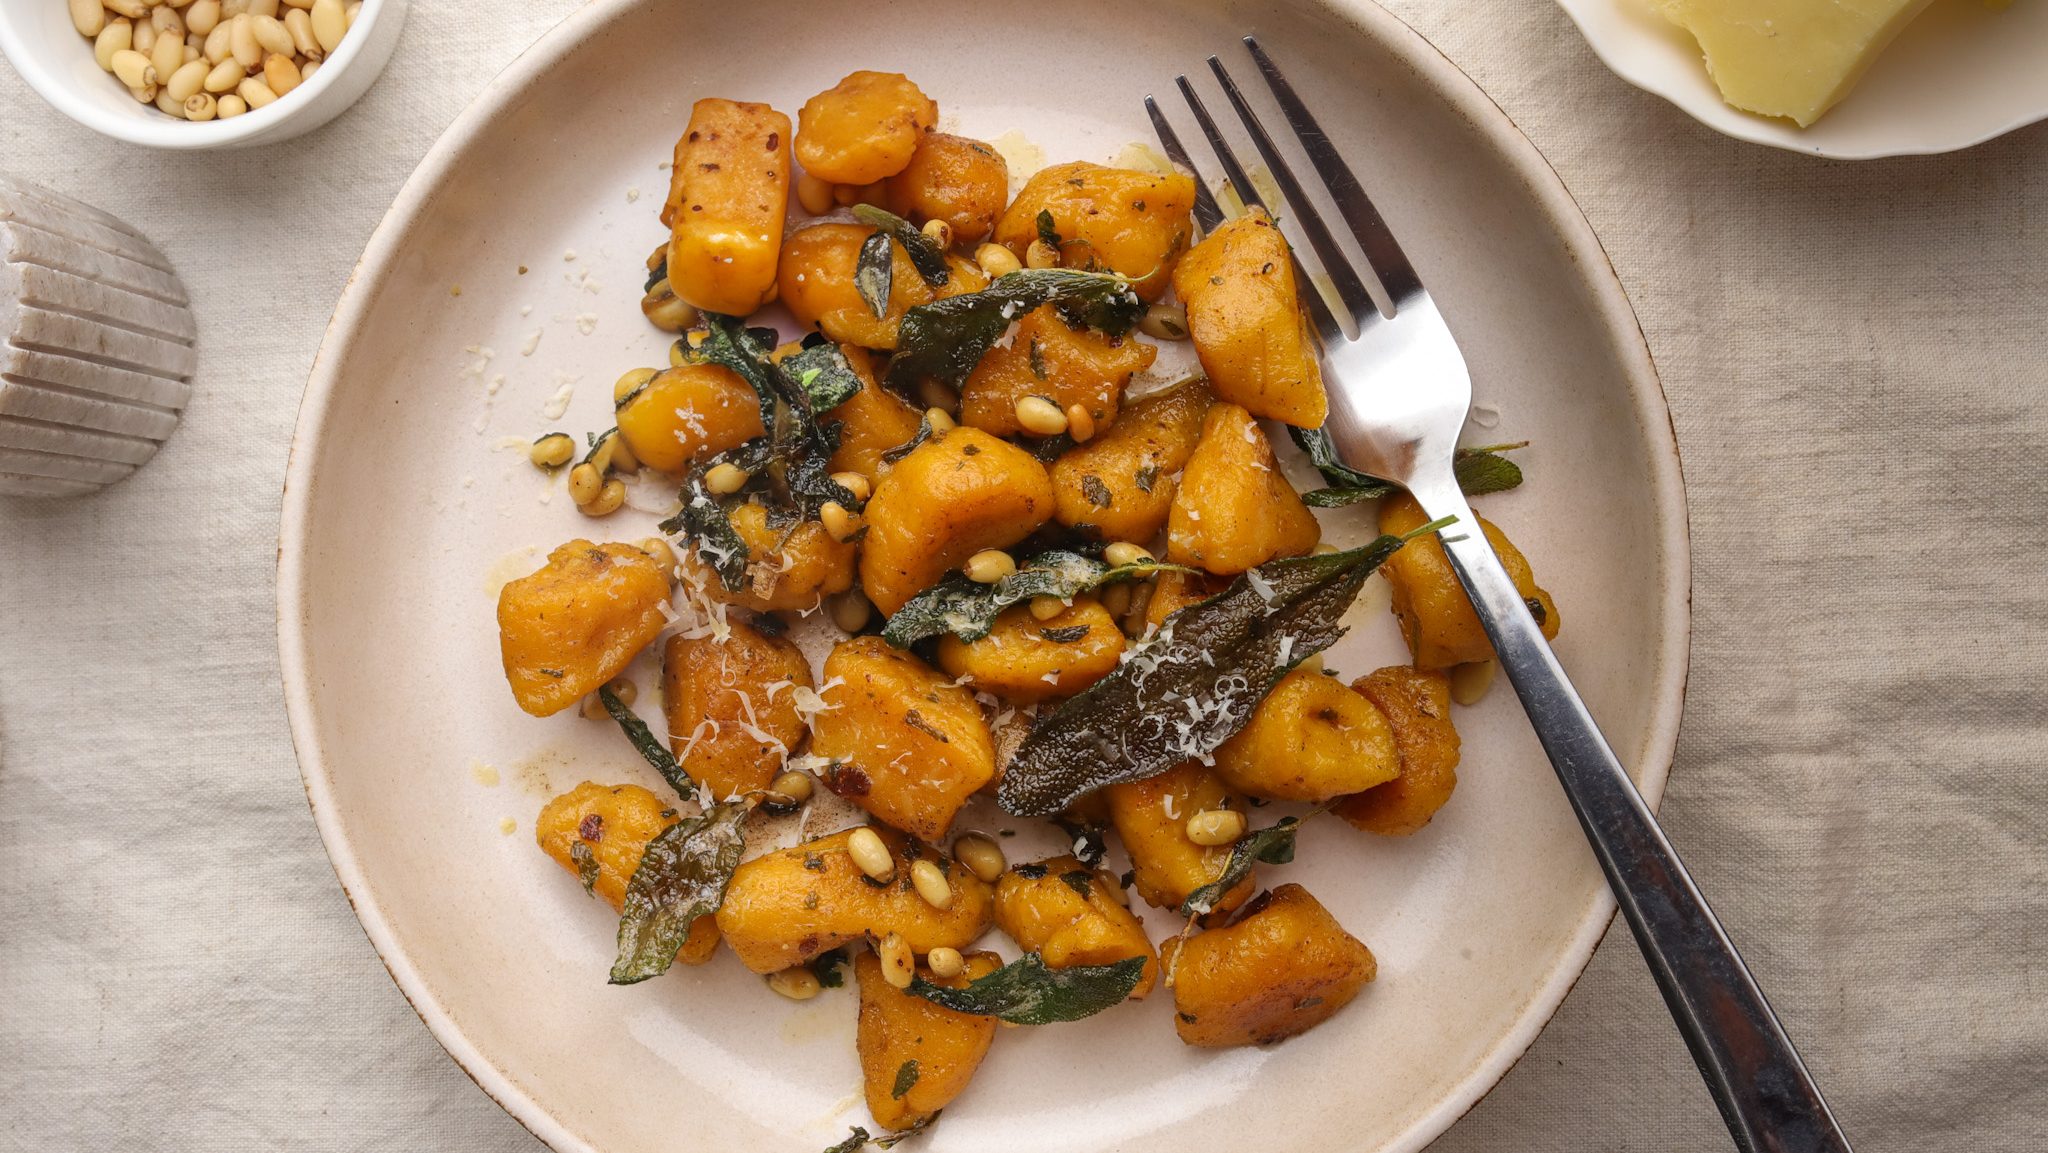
[2,3,2043,1149]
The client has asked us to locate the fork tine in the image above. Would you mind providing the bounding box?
[1243,35,1422,306]
[1205,54,1380,329]
[1144,96,1224,235]
[1171,76,1344,343]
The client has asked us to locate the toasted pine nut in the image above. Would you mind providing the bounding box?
[766,967,822,1001]
[94,21,133,71]
[923,406,956,433]
[768,770,814,806]
[567,462,602,505]
[1099,580,1133,617]
[1449,660,1497,706]
[925,946,965,979]
[963,549,1015,584]
[528,433,575,470]
[216,93,248,118]
[1014,395,1068,437]
[580,478,626,517]
[613,366,657,406]
[262,52,300,97]
[820,501,861,542]
[637,536,679,578]
[580,677,635,720]
[952,834,1005,884]
[1312,542,1339,556]
[309,0,345,52]
[794,171,833,215]
[974,242,1021,279]
[828,471,871,503]
[1028,595,1065,622]
[910,859,954,910]
[915,379,958,415]
[1186,809,1246,846]
[183,92,217,121]
[848,827,894,883]
[1025,238,1060,269]
[1065,404,1096,443]
[110,49,154,89]
[640,280,698,332]
[252,14,293,56]
[202,59,244,93]
[236,75,278,109]
[229,13,260,68]
[1138,302,1190,340]
[832,182,861,207]
[703,462,749,495]
[920,218,953,249]
[879,932,914,989]
[186,0,222,37]
[69,0,106,38]
[828,590,871,634]
[165,58,208,102]
[1103,541,1153,568]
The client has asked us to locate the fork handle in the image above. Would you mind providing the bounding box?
[1409,484,1854,1153]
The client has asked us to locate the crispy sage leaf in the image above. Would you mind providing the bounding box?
[907,953,1146,1024]
[1035,209,1062,249]
[881,550,1176,647]
[996,533,1430,816]
[1181,813,1313,916]
[855,230,894,318]
[569,840,601,895]
[599,684,696,801]
[610,800,748,984]
[851,204,950,287]
[784,338,866,412]
[879,412,935,466]
[822,1119,933,1153]
[884,269,1143,391]
[1296,427,1528,507]
[891,1060,920,1100]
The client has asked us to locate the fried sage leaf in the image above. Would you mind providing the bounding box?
[891,1059,920,1100]
[996,533,1428,816]
[907,953,1146,1024]
[881,550,1177,647]
[1295,426,1527,507]
[600,684,696,801]
[855,230,894,319]
[822,1119,934,1153]
[884,269,1143,391]
[784,337,867,413]
[610,799,748,985]
[1181,812,1315,916]
[852,204,950,287]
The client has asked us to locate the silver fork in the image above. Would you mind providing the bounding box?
[1151,38,1854,1153]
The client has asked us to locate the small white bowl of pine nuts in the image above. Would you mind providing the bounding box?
[0,0,408,149]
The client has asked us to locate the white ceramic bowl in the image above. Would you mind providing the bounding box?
[1556,0,2048,159]
[279,1,1691,1151]
[0,0,410,149]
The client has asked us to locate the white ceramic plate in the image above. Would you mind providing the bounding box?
[278,2,1690,1151]
[1556,0,2048,158]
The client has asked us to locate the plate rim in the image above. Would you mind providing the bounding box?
[1551,0,2048,160]
[275,2,1694,1150]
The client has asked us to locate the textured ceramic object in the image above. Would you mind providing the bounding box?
[278,2,1692,1151]
[0,0,410,150]
[0,174,194,497]
[1555,0,2048,158]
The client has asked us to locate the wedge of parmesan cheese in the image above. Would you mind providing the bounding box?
[1657,0,1937,127]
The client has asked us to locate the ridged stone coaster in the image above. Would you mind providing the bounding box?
[0,174,197,498]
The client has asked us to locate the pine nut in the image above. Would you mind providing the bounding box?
[94,21,133,71]
[848,827,894,883]
[131,19,156,55]
[613,366,657,406]
[920,218,953,249]
[1449,660,1497,706]
[923,406,956,433]
[216,93,247,118]
[183,92,217,121]
[128,82,157,105]
[1065,404,1096,443]
[154,87,185,116]
[110,50,156,90]
[203,60,242,93]
[344,1,360,28]
[952,834,1005,884]
[910,859,954,910]
[236,76,278,110]
[608,436,639,474]
[528,433,575,470]
[581,478,626,517]
[187,1,222,36]
[974,243,1021,279]
[185,39,203,62]
[567,462,602,505]
[1028,595,1065,622]
[828,590,871,634]
[915,379,958,415]
[580,677,636,720]
[1138,302,1190,340]
[297,58,319,82]
[248,0,280,17]
[768,770,814,805]
[794,171,833,215]
[640,281,698,333]
[879,932,914,989]
[1185,809,1246,846]
[262,53,300,97]
[828,471,871,503]
[152,6,187,39]
[703,462,749,495]
[69,0,106,38]
[964,549,1015,584]
[282,0,315,9]
[222,0,250,16]
[203,22,231,63]
[252,14,293,56]
[151,29,186,82]
[925,946,965,979]
[104,0,148,18]
[283,7,320,57]
[1099,580,1133,617]
[1103,541,1153,568]
[766,967,822,1001]
[230,14,260,68]
[820,501,861,543]
[1121,579,1155,636]
[637,536,679,578]
[1014,395,1068,437]
[1312,542,1339,556]
[1025,239,1060,269]
[309,0,345,52]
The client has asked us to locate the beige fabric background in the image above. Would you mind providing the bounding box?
[2,2,2043,1150]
